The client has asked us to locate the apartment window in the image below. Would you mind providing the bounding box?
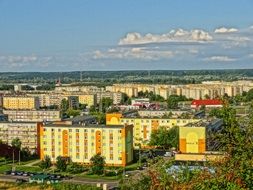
[51,129,54,132]
[118,130,122,133]
[43,128,47,131]
[84,129,87,132]
[76,129,79,132]
[58,129,61,132]
[69,129,72,132]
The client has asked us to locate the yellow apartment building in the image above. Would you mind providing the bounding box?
[3,96,40,110]
[40,123,133,166]
[106,113,200,148]
[78,94,97,108]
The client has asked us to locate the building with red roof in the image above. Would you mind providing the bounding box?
[191,99,223,109]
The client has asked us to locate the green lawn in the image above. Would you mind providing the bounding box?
[125,162,139,171]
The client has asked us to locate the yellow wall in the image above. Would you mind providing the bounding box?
[78,94,96,108]
[106,113,200,148]
[40,124,133,166]
[179,127,206,153]
[3,97,38,110]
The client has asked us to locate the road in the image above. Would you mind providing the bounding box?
[0,174,119,189]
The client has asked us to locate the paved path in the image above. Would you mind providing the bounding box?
[24,160,41,167]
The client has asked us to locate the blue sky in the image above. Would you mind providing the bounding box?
[0,0,253,71]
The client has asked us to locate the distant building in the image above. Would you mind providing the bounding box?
[68,96,79,109]
[14,84,23,92]
[191,99,223,109]
[3,96,40,110]
[3,110,61,122]
[96,92,122,105]
[0,122,42,154]
[78,94,97,108]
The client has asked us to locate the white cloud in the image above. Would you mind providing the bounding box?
[249,54,253,58]
[0,55,38,64]
[119,28,213,45]
[214,27,238,33]
[93,47,174,61]
[203,56,236,62]
[0,55,54,69]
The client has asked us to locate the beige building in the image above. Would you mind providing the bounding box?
[3,110,61,122]
[0,122,42,154]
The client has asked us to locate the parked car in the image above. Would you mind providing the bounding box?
[164,152,172,157]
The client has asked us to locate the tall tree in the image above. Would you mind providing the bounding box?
[149,126,179,149]
[39,155,52,169]
[11,138,21,149]
[90,153,105,175]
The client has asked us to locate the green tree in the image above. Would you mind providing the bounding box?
[246,88,253,101]
[60,99,69,113]
[11,138,21,149]
[39,155,52,169]
[102,97,113,113]
[90,153,105,175]
[67,162,87,174]
[66,109,81,117]
[149,126,179,149]
[167,95,188,109]
[56,156,68,172]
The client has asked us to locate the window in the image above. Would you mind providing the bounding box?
[69,129,72,132]
[76,129,79,132]
[58,129,61,132]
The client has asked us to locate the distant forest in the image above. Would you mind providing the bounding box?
[0,69,253,85]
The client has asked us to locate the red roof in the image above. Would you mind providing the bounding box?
[191,99,222,106]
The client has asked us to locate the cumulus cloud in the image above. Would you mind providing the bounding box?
[214,27,238,33]
[93,47,174,61]
[203,56,237,62]
[119,28,213,45]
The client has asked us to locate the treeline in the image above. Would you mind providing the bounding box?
[0,69,253,84]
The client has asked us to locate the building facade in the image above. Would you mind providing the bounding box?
[3,110,61,122]
[106,113,200,148]
[78,94,97,108]
[3,96,40,110]
[0,122,42,154]
[40,124,133,166]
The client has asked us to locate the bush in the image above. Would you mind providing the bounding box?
[67,163,87,174]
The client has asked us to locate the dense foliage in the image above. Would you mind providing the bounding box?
[90,154,105,175]
[39,155,52,169]
[149,126,179,150]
